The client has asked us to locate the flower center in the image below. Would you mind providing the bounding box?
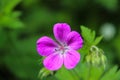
[59,46,65,51]
[55,44,68,54]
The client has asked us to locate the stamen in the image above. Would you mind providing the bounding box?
[54,44,68,55]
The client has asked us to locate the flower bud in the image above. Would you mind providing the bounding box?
[85,46,107,68]
[38,67,53,79]
[85,54,91,65]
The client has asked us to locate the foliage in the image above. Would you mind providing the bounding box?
[0,0,120,80]
[0,0,24,29]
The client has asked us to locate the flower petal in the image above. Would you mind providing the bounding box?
[43,53,63,71]
[37,36,58,56]
[53,23,71,43]
[64,49,80,69]
[66,31,83,50]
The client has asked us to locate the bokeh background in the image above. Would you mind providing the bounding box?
[0,0,120,80]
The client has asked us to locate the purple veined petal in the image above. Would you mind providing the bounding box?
[37,36,58,56]
[43,53,63,71]
[53,23,71,43]
[64,49,80,69]
[66,31,83,50]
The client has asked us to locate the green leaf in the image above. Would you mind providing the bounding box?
[93,36,103,45]
[55,67,79,80]
[100,66,120,80]
[0,0,23,29]
[0,11,24,29]
[88,66,104,80]
[0,0,21,13]
[80,26,96,55]
[80,25,95,45]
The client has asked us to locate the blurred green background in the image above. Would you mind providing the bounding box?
[0,0,120,80]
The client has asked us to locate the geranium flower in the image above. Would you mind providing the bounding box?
[37,23,83,71]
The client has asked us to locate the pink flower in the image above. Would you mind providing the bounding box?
[37,23,83,71]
